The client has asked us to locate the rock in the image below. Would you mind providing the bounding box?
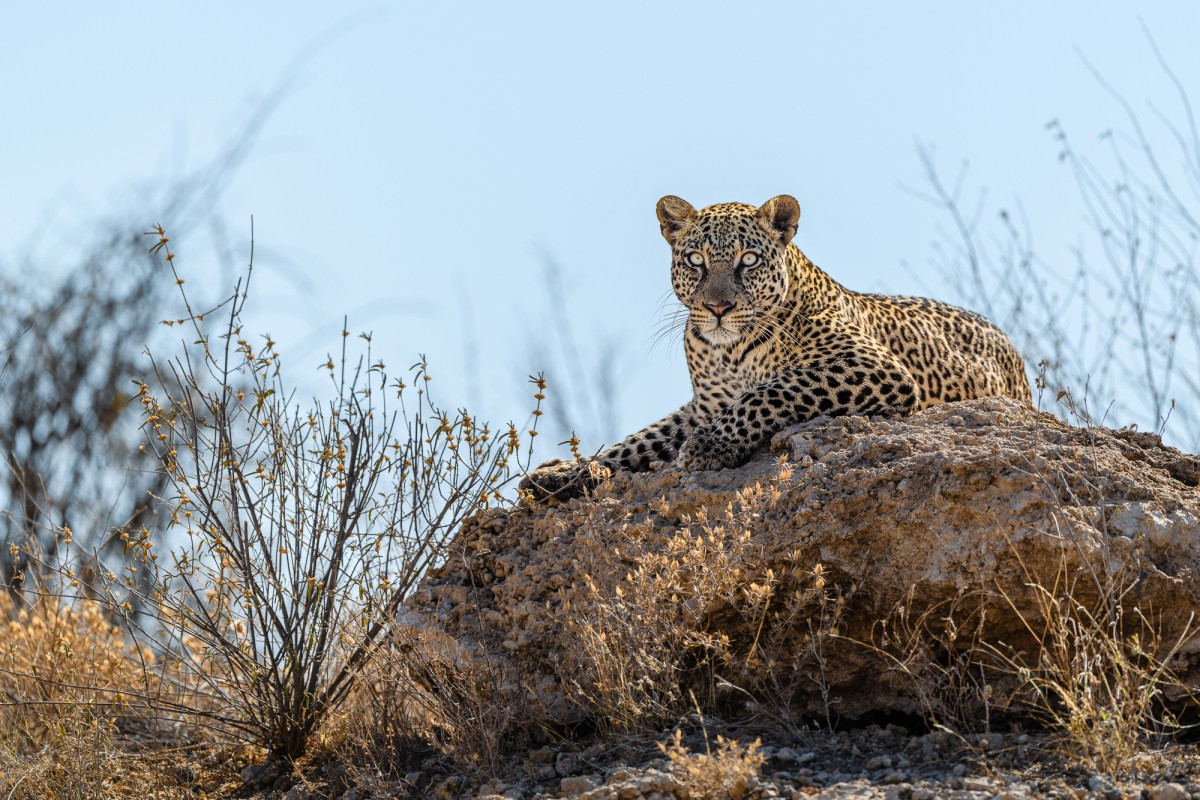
[559,775,599,795]
[432,775,469,799]
[556,751,581,777]
[1087,774,1121,800]
[1148,783,1188,800]
[402,399,1200,724]
[241,762,282,789]
[963,777,994,792]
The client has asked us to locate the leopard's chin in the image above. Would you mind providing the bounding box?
[697,325,744,346]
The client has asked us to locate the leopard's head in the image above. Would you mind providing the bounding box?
[657,195,799,346]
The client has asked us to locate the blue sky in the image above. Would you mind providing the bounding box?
[3,3,1198,453]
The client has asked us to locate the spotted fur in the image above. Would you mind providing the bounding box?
[521,195,1031,499]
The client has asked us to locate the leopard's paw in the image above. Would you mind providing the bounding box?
[518,458,603,502]
[676,427,747,472]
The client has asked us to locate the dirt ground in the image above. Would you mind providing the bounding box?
[158,717,1200,800]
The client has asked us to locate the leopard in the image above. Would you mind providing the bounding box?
[520,194,1031,500]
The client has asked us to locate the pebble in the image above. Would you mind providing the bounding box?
[555,752,581,777]
[528,746,557,764]
[560,775,598,795]
[1147,783,1188,800]
[241,763,281,789]
[1087,774,1121,800]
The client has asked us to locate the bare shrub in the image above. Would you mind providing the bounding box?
[913,30,1200,449]
[5,226,544,764]
[0,234,171,602]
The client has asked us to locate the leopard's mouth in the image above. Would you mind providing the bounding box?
[694,313,746,345]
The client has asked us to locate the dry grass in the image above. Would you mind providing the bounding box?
[995,552,1194,776]
[0,591,194,800]
[548,459,854,735]
[659,729,764,800]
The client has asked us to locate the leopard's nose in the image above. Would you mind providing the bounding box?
[704,301,735,318]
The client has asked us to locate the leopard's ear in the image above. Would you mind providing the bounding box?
[656,196,697,245]
[757,195,800,245]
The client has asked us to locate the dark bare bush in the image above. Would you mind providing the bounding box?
[36,227,544,763]
[913,30,1200,449]
[0,233,170,602]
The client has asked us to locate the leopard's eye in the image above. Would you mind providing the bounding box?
[740,252,760,268]
[686,252,705,267]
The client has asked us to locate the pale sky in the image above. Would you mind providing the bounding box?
[3,3,1198,454]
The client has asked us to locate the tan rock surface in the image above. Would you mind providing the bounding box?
[404,398,1200,724]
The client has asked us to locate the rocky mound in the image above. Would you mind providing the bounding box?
[403,398,1200,728]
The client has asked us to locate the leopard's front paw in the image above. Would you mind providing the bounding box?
[518,458,603,502]
[676,427,747,472]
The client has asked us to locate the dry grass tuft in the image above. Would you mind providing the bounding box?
[659,729,764,800]
[0,592,161,749]
[551,459,849,733]
[0,592,190,800]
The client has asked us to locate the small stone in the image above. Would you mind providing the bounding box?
[963,778,993,792]
[1148,783,1188,800]
[556,752,581,777]
[241,763,281,789]
[560,775,598,795]
[284,786,309,800]
[952,764,970,777]
[432,775,468,800]
[774,747,815,765]
[1087,774,1120,800]
[529,746,557,764]
[867,755,893,770]
[977,733,1004,751]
